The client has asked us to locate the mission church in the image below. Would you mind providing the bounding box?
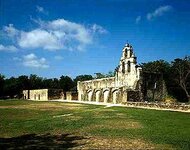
[77,43,142,103]
[24,43,164,103]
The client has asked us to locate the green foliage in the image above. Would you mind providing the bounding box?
[59,75,74,91]
[0,74,5,97]
[141,58,190,102]
[73,75,93,85]
[171,57,190,102]
[95,73,105,79]
[105,71,115,77]
[94,71,115,79]
[141,60,170,73]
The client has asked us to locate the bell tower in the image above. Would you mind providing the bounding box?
[115,43,141,89]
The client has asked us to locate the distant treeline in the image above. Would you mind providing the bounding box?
[0,74,91,99]
[0,57,189,102]
[0,72,114,99]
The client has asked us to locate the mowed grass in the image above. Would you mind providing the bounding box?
[0,100,190,149]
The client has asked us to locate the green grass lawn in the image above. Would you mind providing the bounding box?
[0,100,190,149]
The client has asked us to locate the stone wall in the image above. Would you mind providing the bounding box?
[127,90,143,102]
[29,89,48,101]
[77,43,142,104]
[123,101,190,112]
[48,89,63,100]
[23,89,64,101]
[23,90,29,99]
[78,86,140,104]
[142,72,167,101]
[66,92,78,100]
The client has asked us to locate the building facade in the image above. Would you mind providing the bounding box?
[77,43,142,104]
[23,89,64,101]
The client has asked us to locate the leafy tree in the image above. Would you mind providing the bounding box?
[0,74,5,97]
[59,76,74,91]
[141,60,171,87]
[29,74,43,89]
[141,60,170,75]
[74,75,93,85]
[94,73,105,79]
[4,77,18,98]
[17,75,29,97]
[105,71,115,77]
[171,57,190,102]
[51,78,60,89]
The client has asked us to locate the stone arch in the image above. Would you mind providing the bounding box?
[112,89,119,104]
[103,88,110,103]
[95,89,101,102]
[87,89,93,101]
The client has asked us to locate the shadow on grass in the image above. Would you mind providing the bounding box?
[0,133,87,149]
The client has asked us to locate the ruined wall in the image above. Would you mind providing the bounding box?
[77,77,115,101]
[127,90,143,102]
[142,72,167,102]
[66,92,78,100]
[23,90,29,99]
[48,89,63,100]
[29,89,48,101]
[23,89,64,100]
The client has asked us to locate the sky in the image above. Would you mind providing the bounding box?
[0,0,190,79]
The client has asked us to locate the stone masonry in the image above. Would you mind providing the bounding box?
[77,43,142,104]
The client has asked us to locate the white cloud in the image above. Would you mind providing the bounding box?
[135,16,141,24]
[46,19,93,45]
[18,29,61,50]
[3,24,19,38]
[13,57,21,61]
[0,44,18,52]
[3,18,107,51]
[147,5,173,20]
[36,6,48,15]
[54,55,64,60]
[91,24,108,34]
[23,53,49,68]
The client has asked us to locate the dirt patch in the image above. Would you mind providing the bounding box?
[82,136,155,149]
[74,135,174,149]
[0,102,84,111]
[104,120,142,129]
[84,120,142,131]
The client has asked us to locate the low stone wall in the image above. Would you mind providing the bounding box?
[123,102,190,112]
[127,90,143,102]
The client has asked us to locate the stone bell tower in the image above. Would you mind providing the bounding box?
[115,43,142,89]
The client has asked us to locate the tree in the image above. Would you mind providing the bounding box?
[171,57,190,102]
[0,74,5,97]
[59,76,74,91]
[4,77,18,98]
[105,71,115,77]
[74,75,93,86]
[29,74,43,89]
[17,75,29,97]
[141,60,171,86]
[141,60,170,75]
[94,73,105,79]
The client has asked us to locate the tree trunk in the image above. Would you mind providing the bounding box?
[180,84,190,103]
[188,95,190,103]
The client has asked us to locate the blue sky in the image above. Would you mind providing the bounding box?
[0,0,190,78]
